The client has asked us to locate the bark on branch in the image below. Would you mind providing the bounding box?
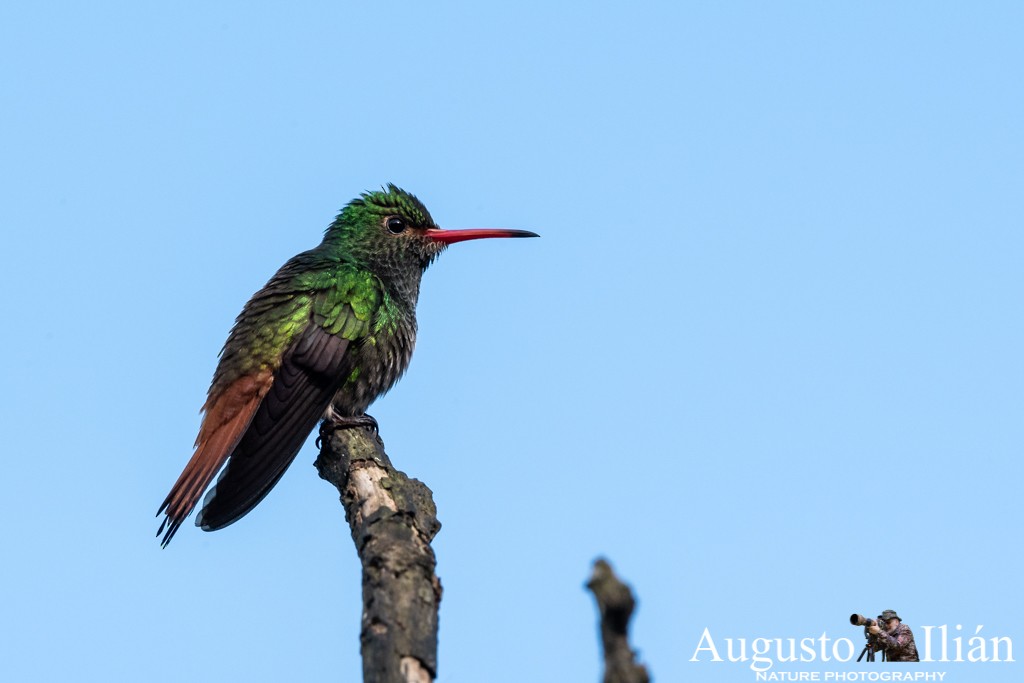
[587,558,651,683]
[315,427,442,683]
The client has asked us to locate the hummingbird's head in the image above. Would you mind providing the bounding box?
[325,184,538,283]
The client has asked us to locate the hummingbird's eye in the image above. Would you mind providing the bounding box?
[385,217,407,234]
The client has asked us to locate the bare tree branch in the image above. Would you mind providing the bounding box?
[587,558,651,683]
[316,427,442,683]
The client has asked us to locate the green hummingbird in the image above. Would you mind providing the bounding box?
[157,185,537,546]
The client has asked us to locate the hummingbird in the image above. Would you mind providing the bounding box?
[157,185,537,546]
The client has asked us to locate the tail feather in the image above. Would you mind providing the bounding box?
[156,371,271,547]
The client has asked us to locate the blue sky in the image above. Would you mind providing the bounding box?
[2,2,1021,681]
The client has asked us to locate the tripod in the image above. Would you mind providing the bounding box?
[857,636,886,662]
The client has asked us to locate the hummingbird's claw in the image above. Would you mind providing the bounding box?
[317,413,379,448]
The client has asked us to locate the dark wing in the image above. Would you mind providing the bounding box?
[192,323,350,534]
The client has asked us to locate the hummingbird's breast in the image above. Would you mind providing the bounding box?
[328,313,417,417]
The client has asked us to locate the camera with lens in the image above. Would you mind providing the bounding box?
[849,614,882,629]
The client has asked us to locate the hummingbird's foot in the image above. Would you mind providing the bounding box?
[316,413,379,448]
